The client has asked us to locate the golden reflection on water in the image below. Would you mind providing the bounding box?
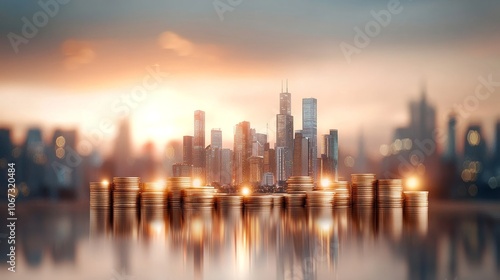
[89,206,429,280]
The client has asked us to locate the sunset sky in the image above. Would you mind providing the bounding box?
[1,0,499,158]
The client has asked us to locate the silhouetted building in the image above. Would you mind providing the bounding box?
[206,145,221,185]
[193,110,206,181]
[113,119,134,176]
[19,128,47,198]
[0,128,14,198]
[322,129,339,181]
[461,124,487,196]
[293,130,309,176]
[233,121,251,185]
[46,129,80,199]
[444,112,457,161]
[302,98,317,181]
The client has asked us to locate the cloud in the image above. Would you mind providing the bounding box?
[61,39,96,70]
[158,31,194,56]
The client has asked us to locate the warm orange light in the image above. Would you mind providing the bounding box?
[320,178,331,188]
[101,180,109,186]
[193,178,202,188]
[406,177,419,190]
[241,187,251,196]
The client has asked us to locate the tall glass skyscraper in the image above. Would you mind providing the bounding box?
[276,87,294,183]
[302,98,317,181]
[233,121,251,184]
[323,129,339,181]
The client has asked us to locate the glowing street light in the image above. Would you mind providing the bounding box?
[192,178,202,187]
[320,178,331,188]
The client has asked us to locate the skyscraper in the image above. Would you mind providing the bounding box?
[276,85,294,182]
[302,98,318,181]
[323,129,339,181]
[275,146,286,183]
[183,135,194,165]
[494,121,500,169]
[445,112,457,161]
[293,130,309,176]
[249,156,264,183]
[211,129,222,149]
[206,129,223,184]
[233,121,252,185]
[20,128,46,198]
[263,143,276,175]
[113,119,133,176]
[220,148,233,185]
[252,132,267,157]
[409,86,436,142]
[193,110,206,181]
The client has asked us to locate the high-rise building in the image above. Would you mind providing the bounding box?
[48,129,80,197]
[262,172,275,186]
[276,86,294,181]
[293,130,309,176]
[205,145,221,185]
[183,135,194,165]
[302,98,318,181]
[462,124,487,191]
[173,163,192,177]
[252,133,267,157]
[193,110,206,181]
[164,139,182,177]
[445,112,457,161]
[233,121,252,185]
[409,86,436,142]
[322,129,339,181]
[263,143,276,175]
[211,129,222,149]
[493,120,500,169]
[113,119,134,176]
[276,146,286,183]
[0,128,13,199]
[220,149,233,185]
[206,129,223,184]
[20,128,46,198]
[249,156,264,184]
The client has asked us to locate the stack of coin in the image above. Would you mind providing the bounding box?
[286,176,314,194]
[403,191,429,208]
[215,194,243,209]
[243,194,273,208]
[112,177,141,208]
[272,194,285,208]
[284,193,306,207]
[167,177,191,208]
[377,179,403,208]
[112,208,138,239]
[351,174,376,207]
[305,191,335,208]
[182,186,216,209]
[332,181,351,208]
[140,182,167,208]
[89,181,111,208]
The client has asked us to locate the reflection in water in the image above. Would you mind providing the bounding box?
[3,203,500,279]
